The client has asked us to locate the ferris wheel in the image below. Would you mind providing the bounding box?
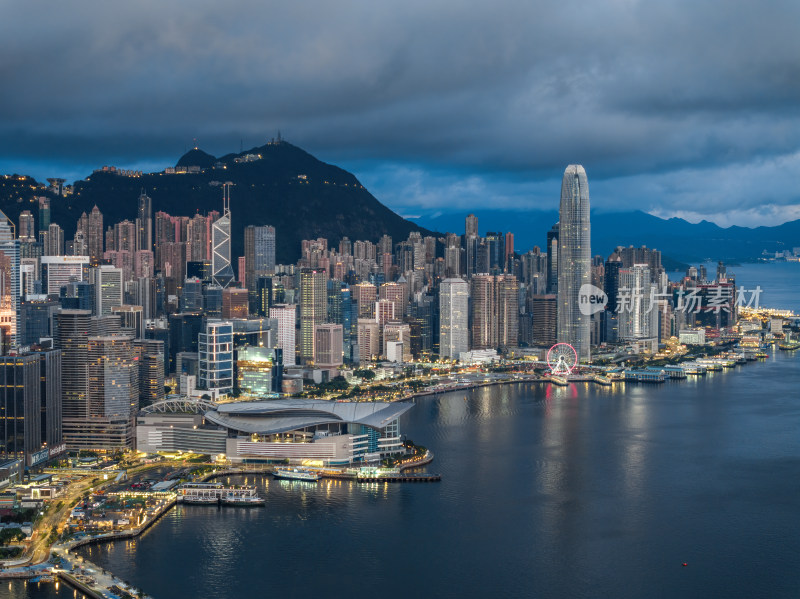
[547,343,578,375]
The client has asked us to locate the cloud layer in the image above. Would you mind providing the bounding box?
[2,0,800,224]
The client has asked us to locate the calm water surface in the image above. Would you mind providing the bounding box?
[53,352,800,599]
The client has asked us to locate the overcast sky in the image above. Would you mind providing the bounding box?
[2,0,800,226]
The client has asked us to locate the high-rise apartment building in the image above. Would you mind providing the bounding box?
[439,278,469,360]
[353,282,377,319]
[557,165,591,361]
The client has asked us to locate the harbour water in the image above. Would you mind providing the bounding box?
[8,262,800,599]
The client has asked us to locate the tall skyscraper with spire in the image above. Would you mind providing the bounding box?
[557,165,591,361]
[212,184,235,288]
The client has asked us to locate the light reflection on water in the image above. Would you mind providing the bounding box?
[10,350,794,599]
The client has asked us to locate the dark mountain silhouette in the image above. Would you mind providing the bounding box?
[0,141,435,263]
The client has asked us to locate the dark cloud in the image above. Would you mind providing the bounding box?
[2,0,800,224]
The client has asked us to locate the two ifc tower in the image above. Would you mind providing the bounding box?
[556,165,591,362]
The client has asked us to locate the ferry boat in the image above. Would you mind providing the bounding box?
[223,493,265,506]
[180,495,220,505]
[755,351,769,359]
[778,341,800,351]
[272,467,321,482]
[548,375,569,386]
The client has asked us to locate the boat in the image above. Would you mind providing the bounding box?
[272,467,320,482]
[778,341,800,351]
[223,493,265,506]
[180,495,220,505]
[549,375,569,386]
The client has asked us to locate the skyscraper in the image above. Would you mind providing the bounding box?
[137,190,153,252]
[557,165,591,361]
[269,304,297,367]
[439,278,469,360]
[86,335,138,449]
[0,211,20,351]
[300,268,327,363]
[87,205,104,263]
[198,320,234,396]
[212,184,235,288]
[244,225,276,311]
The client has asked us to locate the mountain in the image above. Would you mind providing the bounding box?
[0,141,434,263]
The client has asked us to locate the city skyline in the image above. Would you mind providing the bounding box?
[2,2,800,227]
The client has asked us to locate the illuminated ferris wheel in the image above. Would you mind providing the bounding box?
[547,343,578,375]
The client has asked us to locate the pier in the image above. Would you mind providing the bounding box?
[178,482,264,505]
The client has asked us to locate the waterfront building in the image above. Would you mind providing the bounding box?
[557,165,591,361]
[471,274,496,350]
[204,399,410,464]
[198,321,234,397]
[440,278,469,360]
[617,264,659,353]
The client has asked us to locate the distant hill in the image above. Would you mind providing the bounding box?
[0,141,435,263]
[412,210,800,267]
